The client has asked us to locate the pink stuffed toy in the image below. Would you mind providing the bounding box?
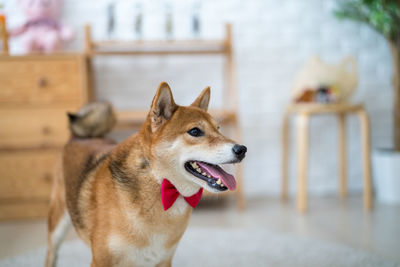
[9,0,74,53]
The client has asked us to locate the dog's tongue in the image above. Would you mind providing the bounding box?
[197,162,236,191]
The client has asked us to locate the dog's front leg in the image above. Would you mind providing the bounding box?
[90,244,114,267]
[90,257,111,267]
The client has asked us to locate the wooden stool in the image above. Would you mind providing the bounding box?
[281,103,373,213]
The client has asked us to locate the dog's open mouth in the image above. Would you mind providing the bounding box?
[184,161,236,191]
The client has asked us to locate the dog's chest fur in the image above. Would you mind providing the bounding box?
[107,196,190,266]
[108,232,173,266]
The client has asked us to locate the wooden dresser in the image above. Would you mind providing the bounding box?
[0,54,89,220]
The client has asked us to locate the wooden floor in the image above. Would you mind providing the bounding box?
[0,195,399,264]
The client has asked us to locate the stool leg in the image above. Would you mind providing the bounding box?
[338,113,347,199]
[296,113,309,213]
[358,109,373,211]
[282,111,290,201]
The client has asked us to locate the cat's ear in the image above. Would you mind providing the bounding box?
[67,112,79,123]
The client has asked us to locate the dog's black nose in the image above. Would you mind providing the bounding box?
[232,144,247,160]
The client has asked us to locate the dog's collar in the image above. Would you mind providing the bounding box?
[161,179,203,210]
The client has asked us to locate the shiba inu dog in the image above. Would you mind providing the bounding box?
[45,82,247,267]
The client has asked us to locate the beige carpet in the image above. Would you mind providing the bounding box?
[0,227,397,267]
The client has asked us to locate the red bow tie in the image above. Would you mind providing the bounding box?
[161,179,203,210]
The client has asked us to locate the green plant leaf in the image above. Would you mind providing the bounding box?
[334,0,400,43]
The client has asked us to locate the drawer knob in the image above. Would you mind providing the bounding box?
[42,126,51,135]
[43,173,52,183]
[38,77,48,88]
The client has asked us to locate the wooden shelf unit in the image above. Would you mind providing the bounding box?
[0,53,89,220]
[87,40,228,55]
[84,24,245,210]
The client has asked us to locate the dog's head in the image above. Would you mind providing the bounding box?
[148,82,247,196]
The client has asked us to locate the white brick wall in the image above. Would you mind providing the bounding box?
[4,0,393,197]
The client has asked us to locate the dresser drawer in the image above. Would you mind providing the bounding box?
[0,149,58,200]
[0,55,86,106]
[0,108,72,149]
[0,201,49,220]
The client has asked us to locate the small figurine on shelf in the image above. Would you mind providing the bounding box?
[165,0,173,39]
[191,0,201,38]
[0,3,9,54]
[8,0,74,53]
[107,1,115,39]
[133,1,143,39]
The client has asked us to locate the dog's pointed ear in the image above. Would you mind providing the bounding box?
[67,112,79,123]
[150,82,177,132]
[191,86,210,111]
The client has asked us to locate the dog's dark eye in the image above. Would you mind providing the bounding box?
[187,127,204,137]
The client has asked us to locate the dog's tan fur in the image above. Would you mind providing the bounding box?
[45,82,245,267]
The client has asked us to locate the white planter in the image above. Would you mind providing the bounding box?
[372,149,400,204]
